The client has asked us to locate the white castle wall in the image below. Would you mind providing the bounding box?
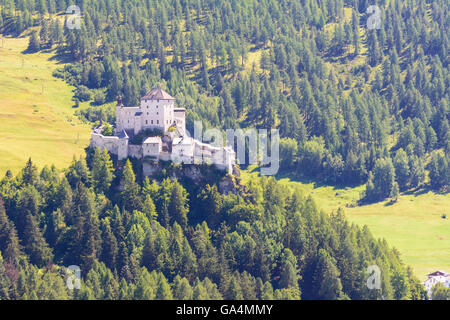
[140,99,175,132]
[91,89,235,175]
[90,133,120,154]
[143,143,161,158]
[116,106,140,134]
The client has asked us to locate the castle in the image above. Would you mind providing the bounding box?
[90,88,236,174]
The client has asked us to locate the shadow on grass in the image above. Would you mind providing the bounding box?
[48,51,76,65]
[384,199,397,206]
[243,164,363,191]
[402,185,448,197]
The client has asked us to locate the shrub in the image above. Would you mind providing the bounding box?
[75,85,92,102]
[93,91,106,105]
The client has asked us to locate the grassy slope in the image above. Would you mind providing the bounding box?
[1,7,447,282]
[242,166,450,281]
[0,36,91,175]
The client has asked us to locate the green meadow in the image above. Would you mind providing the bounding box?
[0,36,91,175]
[0,34,448,283]
[242,166,450,281]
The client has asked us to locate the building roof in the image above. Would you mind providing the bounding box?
[117,130,129,139]
[427,271,450,277]
[141,88,175,101]
[143,136,162,144]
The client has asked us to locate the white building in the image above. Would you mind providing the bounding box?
[90,88,235,174]
[143,136,162,159]
[423,270,450,298]
[116,88,186,136]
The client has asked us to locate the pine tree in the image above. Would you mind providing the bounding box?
[393,149,410,191]
[225,275,244,300]
[168,181,189,229]
[312,249,345,300]
[27,32,41,53]
[427,152,449,190]
[173,276,193,300]
[155,274,173,300]
[21,158,39,186]
[0,198,22,262]
[262,282,274,300]
[66,156,90,189]
[142,195,157,222]
[91,148,114,194]
[365,158,396,202]
[100,220,118,270]
[199,184,222,228]
[23,215,53,267]
[0,251,14,299]
[118,241,132,281]
[279,260,299,289]
[121,160,142,212]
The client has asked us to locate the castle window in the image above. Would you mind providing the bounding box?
[145,120,148,124]
[157,120,159,124]
[151,120,153,124]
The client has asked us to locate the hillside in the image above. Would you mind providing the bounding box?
[0,35,91,175]
[0,0,448,300]
[0,154,428,300]
[242,166,450,281]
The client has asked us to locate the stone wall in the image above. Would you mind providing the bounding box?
[128,145,143,159]
[90,133,120,155]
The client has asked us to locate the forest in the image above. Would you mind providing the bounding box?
[0,151,428,299]
[0,0,448,300]
[0,0,448,201]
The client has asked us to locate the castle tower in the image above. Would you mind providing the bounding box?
[115,95,140,136]
[140,88,176,132]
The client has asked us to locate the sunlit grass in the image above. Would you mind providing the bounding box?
[241,165,450,281]
[0,37,91,175]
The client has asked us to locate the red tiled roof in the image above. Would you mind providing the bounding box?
[141,88,175,100]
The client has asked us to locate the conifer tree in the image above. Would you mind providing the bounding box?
[23,215,53,267]
[91,148,114,194]
[0,199,22,262]
[100,219,118,270]
[312,249,345,300]
[121,160,142,212]
[168,181,189,229]
[27,31,40,53]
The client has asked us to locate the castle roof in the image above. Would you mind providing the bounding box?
[141,88,175,101]
[117,130,129,139]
